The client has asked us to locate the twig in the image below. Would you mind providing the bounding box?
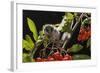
[62,13,84,49]
[72,13,84,31]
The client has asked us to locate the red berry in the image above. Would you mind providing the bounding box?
[63,56,69,60]
[36,57,42,62]
[52,51,59,57]
[68,55,72,60]
[58,54,63,60]
[42,58,48,62]
[82,35,86,41]
[53,51,60,55]
[78,35,82,41]
[63,54,72,60]
[80,29,84,34]
[78,27,91,41]
[87,31,91,37]
[48,56,54,61]
[52,51,63,60]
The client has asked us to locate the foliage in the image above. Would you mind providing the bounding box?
[61,13,74,33]
[72,54,90,60]
[67,44,83,53]
[23,53,32,62]
[22,35,34,51]
[27,18,38,41]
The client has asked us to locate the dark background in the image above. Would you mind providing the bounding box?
[23,10,65,39]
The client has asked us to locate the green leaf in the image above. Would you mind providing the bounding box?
[72,54,90,60]
[61,13,74,33]
[22,39,33,51]
[87,38,91,48]
[27,18,38,41]
[68,44,83,53]
[25,35,34,49]
[23,39,30,49]
[61,23,72,33]
[65,12,74,24]
[23,53,32,63]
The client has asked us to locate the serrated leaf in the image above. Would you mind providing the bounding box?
[68,44,83,53]
[23,53,32,63]
[27,18,38,41]
[72,54,90,60]
[25,35,34,49]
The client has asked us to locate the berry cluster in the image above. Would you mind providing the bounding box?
[78,26,91,41]
[35,51,72,62]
